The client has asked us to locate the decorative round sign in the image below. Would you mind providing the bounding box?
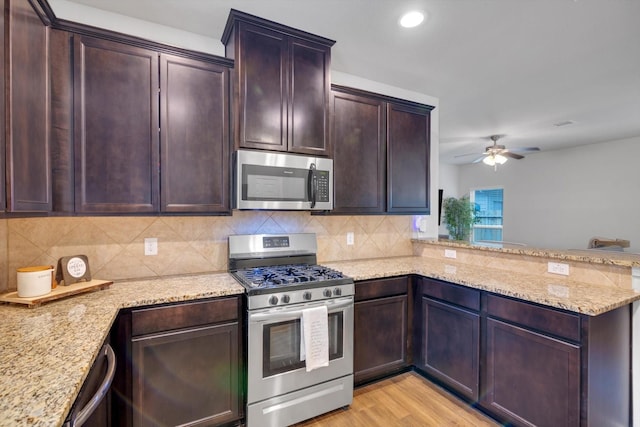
[66,257,87,278]
[55,255,92,286]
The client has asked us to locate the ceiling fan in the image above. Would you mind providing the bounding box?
[456,135,540,170]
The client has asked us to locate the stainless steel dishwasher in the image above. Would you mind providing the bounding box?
[64,343,116,427]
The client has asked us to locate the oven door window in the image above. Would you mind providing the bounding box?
[263,312,343,377]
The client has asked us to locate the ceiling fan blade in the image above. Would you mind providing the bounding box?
[507,147,540,153]
[454,151,485,158]
[471,154,488,163]
[502,151,524,160]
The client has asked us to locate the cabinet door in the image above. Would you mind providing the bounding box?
[421,297,479,400]
[331,89,386,213]
[236,22,288,151]
[0,0,5,211]
[74,35,159,213]
[288,38,331,156]
[132,322,241,427]
[485,318,580,427]
[160,54,230,213]
[5,0,51,212]
[387,102,430,213]
[354,294,408,384]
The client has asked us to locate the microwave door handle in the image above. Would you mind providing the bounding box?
[308,163,317,208]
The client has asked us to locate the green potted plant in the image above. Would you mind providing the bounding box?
[443,196,478,241]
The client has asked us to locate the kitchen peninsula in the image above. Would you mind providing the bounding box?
[1,242,638,426]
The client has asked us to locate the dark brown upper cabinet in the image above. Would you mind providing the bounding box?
[73,35,159,213]
[160,54,230,213]
[67,32,232,215]
[222,9,335,156]
[387,102,431,213]
[330,85,433,214]
[331,88,386,213]
[4,0,52,212]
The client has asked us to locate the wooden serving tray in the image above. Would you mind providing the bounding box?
[0,279,113,308]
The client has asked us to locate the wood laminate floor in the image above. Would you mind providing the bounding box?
[294,372,500,427]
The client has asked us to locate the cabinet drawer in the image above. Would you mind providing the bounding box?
[132,297,239,336]
[421,278,480,312]
[486,294,581,342]
[355,277,408,302]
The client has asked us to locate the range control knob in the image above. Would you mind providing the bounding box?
[323,289,332,298]
[281,294,290,304]
[333,288,342,296]
[303,291,312,301]
[268,295,279,306]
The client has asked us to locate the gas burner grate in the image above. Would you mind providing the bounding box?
[234,264,345,289]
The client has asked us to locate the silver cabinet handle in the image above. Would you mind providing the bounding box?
[65,344,116,427]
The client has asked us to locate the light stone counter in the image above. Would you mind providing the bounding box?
[4,252,640,427]
[325,256,640,315]
[0,273,243,427]
[413,238,640,268]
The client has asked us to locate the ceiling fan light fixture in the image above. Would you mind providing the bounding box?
[483,153,507,169]
[399,11,425,28]
[495,154,508,164]
[482,155,496,166]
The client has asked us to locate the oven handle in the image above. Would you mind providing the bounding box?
[249,297,353,322]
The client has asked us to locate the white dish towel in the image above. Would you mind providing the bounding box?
[300,305,329,372]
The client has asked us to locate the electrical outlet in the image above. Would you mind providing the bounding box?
[547,262,569,276]
[144,238,158,256]
[346,232,354,246]
[444,249,457,259]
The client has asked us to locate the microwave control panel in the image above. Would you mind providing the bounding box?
[317,171,330,202]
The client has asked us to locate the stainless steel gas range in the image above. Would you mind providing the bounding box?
[228,233,354,427]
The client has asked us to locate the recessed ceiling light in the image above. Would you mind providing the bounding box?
[399,11,425,28]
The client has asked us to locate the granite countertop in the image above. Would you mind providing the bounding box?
[3,254,640,426]
[413,238,640,268]
[325,256,640,316]
[0,273,244,427]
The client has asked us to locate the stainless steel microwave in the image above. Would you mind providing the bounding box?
[234,150,333,211]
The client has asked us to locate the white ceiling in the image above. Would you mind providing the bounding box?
[53,0,640,165]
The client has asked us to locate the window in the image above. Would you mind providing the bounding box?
[470,188,503,244]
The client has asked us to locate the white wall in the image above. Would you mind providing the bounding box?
[456,136,640,252]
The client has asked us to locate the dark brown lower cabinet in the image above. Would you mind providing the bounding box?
[354,277,409,385]
[484,318,580,426]
[413,278,630,427]
[132,323,239,427]
[421,298,479,400]
[482,295,630,427]
[112,296,243,427]
[416,278,480,400]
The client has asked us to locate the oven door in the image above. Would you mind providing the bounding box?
[247,296,353,404]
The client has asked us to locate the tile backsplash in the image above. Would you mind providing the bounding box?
[0,212,415,292]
